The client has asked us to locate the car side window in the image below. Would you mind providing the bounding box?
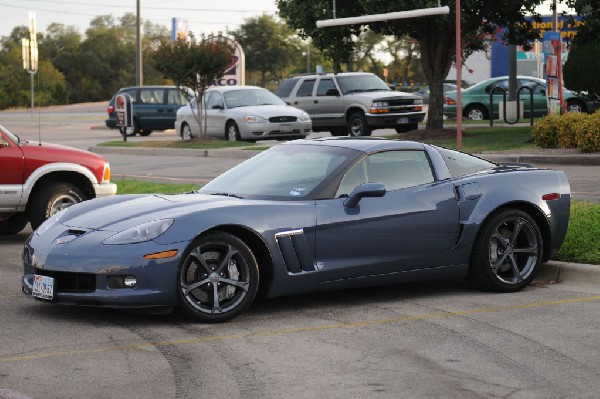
[336,151,434,197]
[317,79,337,96]
[205,92,223,109]
[125,89,138,103]
[140,89,164,104]
[275,78,299,98]
[485,80,509,94]
[296,79,316,97]
[167,89,186,105]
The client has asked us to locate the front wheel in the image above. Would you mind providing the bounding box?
[181,123,194,140]
[225,122,241,141]
[465,104,489,121]
[468,209,542,292]
[348,113,372,137]
[28,183,84,231]
[0,213,29,235]
[177,232,259,323]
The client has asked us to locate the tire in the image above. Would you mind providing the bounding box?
[177,232,259,323]
[468,209,543,292]
[0,213,29,235]
[139,129,152,136]
[28,183,85,231]
[464,104,489,121]
[395,123,419,134]
[348,113,372,137]
[566,100,586,113]
[225,121,241,141]
[181,122,194,140]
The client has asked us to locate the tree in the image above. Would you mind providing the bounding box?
[153,34,234,138]
[563,0,600,100]
[230,14,303,87]
[277,0,546,130]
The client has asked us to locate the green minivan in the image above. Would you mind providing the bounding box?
[105,86,191,136]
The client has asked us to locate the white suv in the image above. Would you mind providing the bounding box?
[275,72,425,136]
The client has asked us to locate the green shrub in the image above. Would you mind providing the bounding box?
[557,112,587,148]
[533,114,560,148]
[575,111,600,152]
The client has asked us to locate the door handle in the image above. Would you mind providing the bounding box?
[314,100,318,103]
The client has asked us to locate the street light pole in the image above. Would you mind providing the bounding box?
[21,12,38,117]
[136,0,143,86]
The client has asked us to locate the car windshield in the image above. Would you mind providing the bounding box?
[0,123,20,144]
[336,75,391,94]
[224,89,286,108]
[199,143,358,199]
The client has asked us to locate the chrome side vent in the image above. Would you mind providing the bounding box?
[275,229,316,274]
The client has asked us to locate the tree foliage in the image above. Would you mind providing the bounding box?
[152,34,234,137]
[277,0,546,130]
[563,0,600,99]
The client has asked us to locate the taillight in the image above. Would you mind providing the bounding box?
[108,105,114,114]
[542,193,560,201]
[445,97,456,105]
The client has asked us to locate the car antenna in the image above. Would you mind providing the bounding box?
[38,109,42,146]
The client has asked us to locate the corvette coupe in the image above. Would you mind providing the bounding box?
[22,138,571,322]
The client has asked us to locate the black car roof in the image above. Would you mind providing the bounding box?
[285,137,427,153]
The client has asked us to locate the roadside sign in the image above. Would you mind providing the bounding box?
[115,93,133,141]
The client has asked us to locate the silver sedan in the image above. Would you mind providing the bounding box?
[175,86,312,141]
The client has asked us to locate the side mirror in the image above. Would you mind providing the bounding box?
[540,89,546,96]
[325,88,340,97]
[344,183,386,208]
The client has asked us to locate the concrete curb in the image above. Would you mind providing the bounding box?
[479,153,600,166]
[89,145,261,160]
[535,261,600,286]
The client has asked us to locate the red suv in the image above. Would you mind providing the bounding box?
[0,124,117,234]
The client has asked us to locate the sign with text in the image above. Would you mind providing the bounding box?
[543,31,564,116]
[209,36,245,87]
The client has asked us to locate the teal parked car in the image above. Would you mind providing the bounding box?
[443,76,596,120]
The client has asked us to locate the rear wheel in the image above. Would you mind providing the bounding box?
[348,113,372,137]
[28,183,84,231]
[119,119,139,137]
[225,121,241,141]
[0,213,29,235]
[468,209,542,292]
[181,123,194,140]
[177,232,259,323]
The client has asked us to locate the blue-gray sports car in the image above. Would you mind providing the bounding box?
[22,138,571,322]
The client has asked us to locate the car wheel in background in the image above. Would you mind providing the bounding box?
[348,113,372,137]
[395,123,419,134]
[468,209,542,293]
[465,104,489,121]
[28,183,85,230]
[225,121,241,141]
[181,123,194,140]
[177,232,259,323]
[118,119,139,137]
[0,213,29,235]
[139,130,153,136]
[566,99,587,113]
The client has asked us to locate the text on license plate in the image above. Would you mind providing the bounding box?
[32,274,54,300]
[398,117,409,124]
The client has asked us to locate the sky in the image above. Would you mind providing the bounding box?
[0,0,279,37]
[0,1,573,39]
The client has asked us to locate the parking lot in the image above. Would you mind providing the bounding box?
[2,105,600,398]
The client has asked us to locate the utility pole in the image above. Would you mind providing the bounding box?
[136,0,143,86]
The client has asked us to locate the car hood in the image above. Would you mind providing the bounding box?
[59,192,241,232]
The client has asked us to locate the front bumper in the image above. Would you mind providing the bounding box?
[94,182,118,198]
[365,111,425,128]
[240,121,312,140]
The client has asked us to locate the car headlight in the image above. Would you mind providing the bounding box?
[35,209,68,236]
[373,101,389,108]
[243,116,267,124]
[103,219,174,245]
[414,98,423,105]
[299,112,311,122]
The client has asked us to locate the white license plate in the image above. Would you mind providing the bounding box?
[280,124,293,132]
[398,117,409,124]
[32,274,54,300]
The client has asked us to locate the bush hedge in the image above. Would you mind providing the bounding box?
[533,110,600,152]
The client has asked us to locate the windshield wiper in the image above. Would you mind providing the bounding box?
[210,192,245,199]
